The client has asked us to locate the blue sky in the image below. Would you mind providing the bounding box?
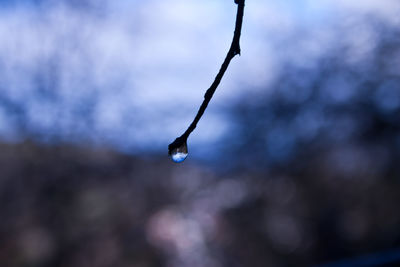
[0,0,399,158]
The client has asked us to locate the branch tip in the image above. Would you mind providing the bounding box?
[168,136,187,155]
[168,0,245,158]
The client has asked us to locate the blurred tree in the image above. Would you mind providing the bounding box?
[223,18,400,171]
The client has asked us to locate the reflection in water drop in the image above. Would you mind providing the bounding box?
[170,142,188,163]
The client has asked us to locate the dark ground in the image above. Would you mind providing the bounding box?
[0,140,399,267]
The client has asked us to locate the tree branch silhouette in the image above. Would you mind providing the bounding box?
[168,0,245,158]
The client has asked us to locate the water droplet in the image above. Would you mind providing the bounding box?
[169,142,188,163]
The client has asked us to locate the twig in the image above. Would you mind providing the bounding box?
[168,0,245,156]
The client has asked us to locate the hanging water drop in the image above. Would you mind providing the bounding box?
[169,141,188,163]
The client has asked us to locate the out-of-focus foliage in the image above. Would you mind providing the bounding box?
[0,135,399,267]
[223,20,400,170]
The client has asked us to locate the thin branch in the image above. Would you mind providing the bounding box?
[168,0,245,156]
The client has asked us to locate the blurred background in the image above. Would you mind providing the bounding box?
[1,0,400,266]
